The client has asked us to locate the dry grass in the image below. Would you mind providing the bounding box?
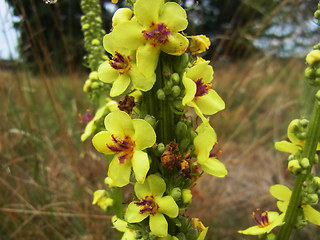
[1,54,319,240]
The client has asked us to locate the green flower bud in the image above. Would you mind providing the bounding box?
[304,67,314,79]
[170,187,182,201]
[91,39,100,45]
[313,176,320,187]
[171,85,181,97]
[171,72,180,84]
[175,121,188,140]
[144,115,157,129]
[182,189,192,204]
[299,119,309,127]
[314,10,320,20]
[180,138,191,152]
[91,81,101,89]
[288,160,301,174]
[300,158,310,169]
[82,23,90,30]
[155,143,165,156]
[83,79,92,92]
[316,90,320,102]
[190,130,197,141]
[157,89,166,100]
[306,50,320,65]
[89,71,99,80]
[173,100,185,111]
[305,193,318,205]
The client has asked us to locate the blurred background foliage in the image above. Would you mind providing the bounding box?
[1,0,320,240]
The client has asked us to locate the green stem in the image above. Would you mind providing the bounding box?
[276,90,320,240]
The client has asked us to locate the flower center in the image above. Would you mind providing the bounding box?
[195,78,211,97]
[109,51,132,74]
[107,135,135,163]
[142,23,171,47]
[134,195,159,216]
[252,208,270,228]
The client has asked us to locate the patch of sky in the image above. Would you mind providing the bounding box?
[0,0,20,60]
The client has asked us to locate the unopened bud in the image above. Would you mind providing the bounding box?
[171,86,181,97]
[313,176,320,188]
[89,71,99,80]
[171,73,180,84]
[176,121,188,140]
[157,89,166,100]
[155,143,165,156]
[170,187,182,201]
[144,115,157,129]
[288,160,301,174]
[304,67,314,79]
[300,158,310,169]
[182,189,192,204]
[91,39,100,46]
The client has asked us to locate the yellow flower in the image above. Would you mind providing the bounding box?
[92,190,113,211]
[92,111,156,187]
[238,209,284,235]
[189,35,211,55]
[182,61,225,123]
[270,184,320,226]
[193,123,227,177]
[275,119,320,154]
[111,216,137,240]
[125,174,179,237]
[98,42,156,96]
[191,218,208,240]
[105,0,189,77]
[111,0,118,3]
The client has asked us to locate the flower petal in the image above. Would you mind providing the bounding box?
[194,123,216,158]
[156,195,179,218]
[131,150,150,184]
[238,225,267,235]
[149,213,168,237]
[186,61,213,84]
[162,33,188,56]
[130,66,156,91]
[104,111,135,138]
[194,89,225,115]
[269,184,292,201]
[110,74,131,97]
[186,101,209,124]
[159,2,188,32]
[274,140,300,154]
[134,178,151,200]
[147,174,166,197]
[199,158,227,177]
[92,131,114,154]
[111,21,145,50]
[137,44,161,77]
[125,202,149,223]
[98,61,119,83]
[303,205,320,225]
[134,0,162,26]
[132,119,156,150]
[197,227,208,240]
[108,155,132,187]
[111,215,128,232]
[182,75,197,105]
[277,201,288,213]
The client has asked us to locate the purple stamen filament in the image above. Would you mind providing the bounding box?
[107,135,134,163]
[253,208,270,228]
[195,78,211,97]
[134,195,159,216]
[109,51,131,74]
[142,23,171,46]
